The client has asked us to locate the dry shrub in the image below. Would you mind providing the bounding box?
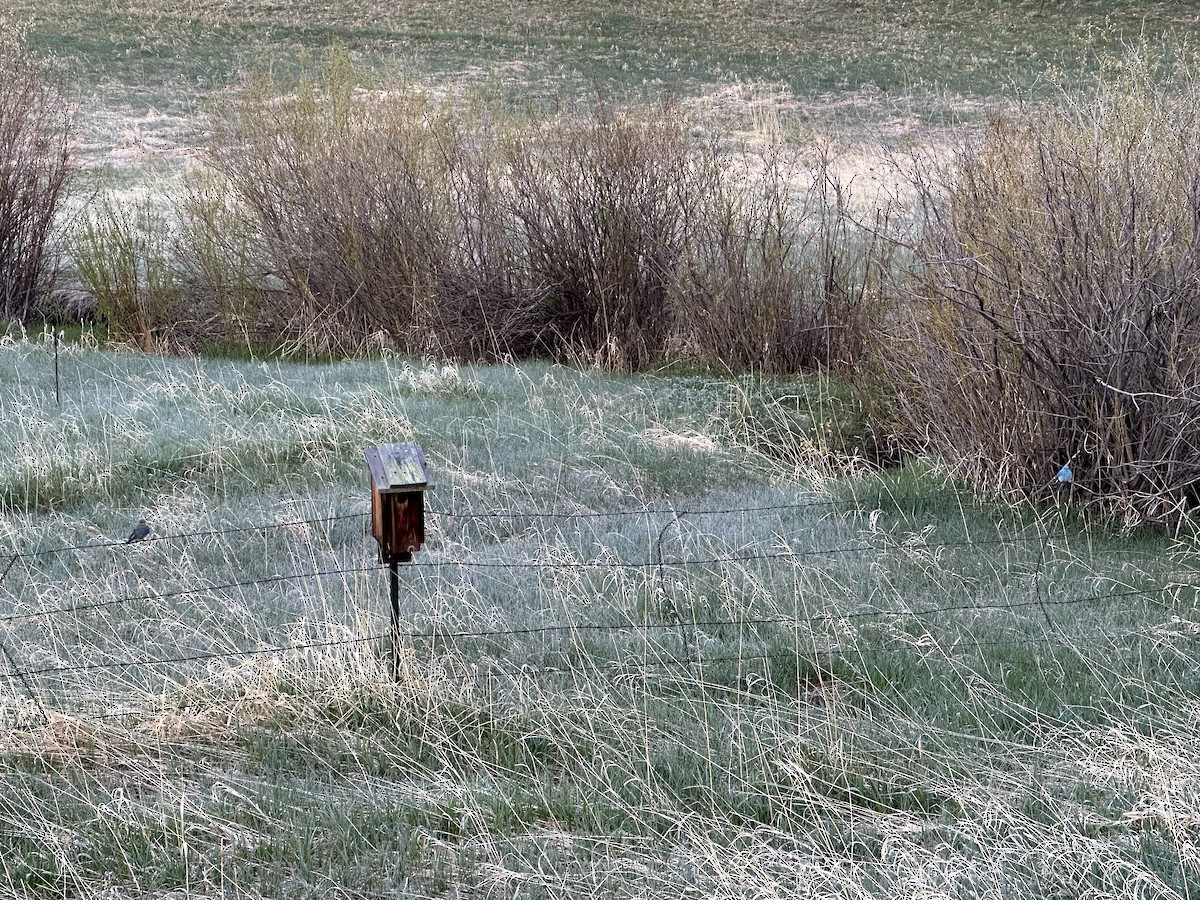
[195,54,886,372]
[0,30,73,322]
[205,56,551,360]
[505,105,699,369]
[208,54,458,356]
[174,171,283,349]
[889,50,1200,527]
[675,147,895,376]
[420,118,545,362]
[71,197,182,351]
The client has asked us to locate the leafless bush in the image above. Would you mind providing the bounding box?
[174,171,284,349]
[196,55,890,373]
[420,121,546,361]
[889,51,1200,527]
[504,105,698,369]
[674,147,895,376]
[70,197,182,351]
[0,32,73,322]
[208,56,458,356]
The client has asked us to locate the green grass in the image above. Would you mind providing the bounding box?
[19,0,1200,132]
[1,337,1198,897]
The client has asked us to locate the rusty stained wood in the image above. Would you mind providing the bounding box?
[371,491,424,563]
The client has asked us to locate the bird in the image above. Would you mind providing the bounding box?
[1055,464,1073,484]
[126,519,150,544]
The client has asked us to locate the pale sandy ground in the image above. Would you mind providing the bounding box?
[77,104,204,174]
[678,80,976,210]
[74,75,972,192]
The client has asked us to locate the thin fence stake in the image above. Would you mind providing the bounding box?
[389,560,400,682]
[53,328,61,408]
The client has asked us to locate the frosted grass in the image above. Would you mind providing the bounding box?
[0,333,1198,897]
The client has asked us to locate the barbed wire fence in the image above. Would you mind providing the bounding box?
[0,500,1192,729]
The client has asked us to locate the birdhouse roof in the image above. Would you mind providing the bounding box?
[365,443,432,493]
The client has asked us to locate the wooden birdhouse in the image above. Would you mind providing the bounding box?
[365,443,432,563]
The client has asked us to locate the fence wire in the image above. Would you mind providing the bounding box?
[0,501,1192,727]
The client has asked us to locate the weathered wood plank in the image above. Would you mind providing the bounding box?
[365,442,431,563]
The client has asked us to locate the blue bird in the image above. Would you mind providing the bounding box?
[1056,465,1073,484]
[126,519,150,544]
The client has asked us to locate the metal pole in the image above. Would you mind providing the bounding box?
[389,560,400,682]
[53,329,61,408]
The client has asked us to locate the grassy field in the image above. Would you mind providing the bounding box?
[13,0,1200,172]
[23,0,1195,102]
[4,3,1200,897]
[1,332,1199,897]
